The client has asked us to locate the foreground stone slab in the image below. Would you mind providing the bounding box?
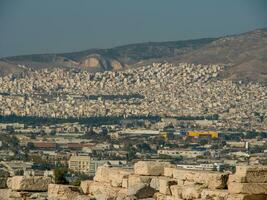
[80,180,94,194]
[122,177,128,188]
[228,182,267,194]
[164,167,175,178]
[150,176,160,191]
[128,174,152,188]
[9,191,48,200]
[229,165,267,183]
[181,185,204,200]
[48,184,81,199]
[201,189,229,200]
[173,168,229,189]
[86,181,121,200]
[154,192,170,200]
[93,166,110,183]
[109,168,133,187]
[134,161,171,176]
[93,166,133,187]
[0,189,10,200]
[201,189,267,200]
[154,192,181,200]
[170,185,183,199]
[8,176,52,191]
[116,188,136,200]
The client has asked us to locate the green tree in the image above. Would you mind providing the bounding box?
[127,147,137,161]
[137,143,151,153]
[54,167,68,184]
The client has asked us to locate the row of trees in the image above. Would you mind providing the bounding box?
[0,114,219,126]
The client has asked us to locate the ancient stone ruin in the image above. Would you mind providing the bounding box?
[0,161,266,200]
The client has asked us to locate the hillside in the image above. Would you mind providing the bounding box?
[0,38,216,76]
[0,28,266,83]
[178,28,267,83]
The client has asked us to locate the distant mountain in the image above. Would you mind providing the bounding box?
[0,38,216,75]
[177,28,267,83]
[0,28,266,83]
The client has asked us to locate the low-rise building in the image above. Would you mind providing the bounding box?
[68,155,91,173]
[158,149,205,158]
[68,155,128,176]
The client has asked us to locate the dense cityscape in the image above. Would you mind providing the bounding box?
[0,63,266,131]
[0,1,266,199]
[0,62,266,199]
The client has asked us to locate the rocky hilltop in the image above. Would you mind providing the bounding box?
[177,28,267,83]
[0,161,267,200]
[0,28,266,83]
[0,38,214,76]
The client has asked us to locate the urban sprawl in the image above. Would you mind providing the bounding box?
[0,63,266,200]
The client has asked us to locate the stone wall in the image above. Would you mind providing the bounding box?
[1,162,267,200]
[80,161,267,200]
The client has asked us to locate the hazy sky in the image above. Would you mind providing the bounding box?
[0,0,266,58]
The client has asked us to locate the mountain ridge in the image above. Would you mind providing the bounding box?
[0,28,266,83]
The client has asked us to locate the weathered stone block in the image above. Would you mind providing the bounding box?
[228,182,267,194]
[154,192,182,200]
[181,185,204,200]
[93,166,133,187]
[116,188,129,200]
[201,189,229,200]
[8,176,52,192]
[122,177,128,188]
[158,177,177,195]
[150,176,160,191]
[0,189,10,200]
[170,185,183,199]
[75,195,91,200]
[230,165,267,183]
[154,192,167,200]
[201,189,267,200]
[164,167,175,178]
[227,194,267,200]
[134,161,171,176]
[173,168,228,189]
[86,181,121,200]
[93,166,110,183]
[48,184,81,199]
[128,174,152,188]
[109,168,132,187]
[80,180,94,194]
